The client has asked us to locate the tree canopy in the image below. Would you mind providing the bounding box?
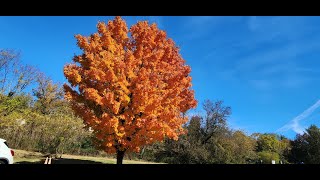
[63,16,197,164]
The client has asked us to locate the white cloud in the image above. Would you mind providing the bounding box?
[276,99,320,134]
[180,16,320,91]
[247,16,307,42]
[227,27,320,90]
[234,37,320,73]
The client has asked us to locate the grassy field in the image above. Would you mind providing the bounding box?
[13,149,161,164]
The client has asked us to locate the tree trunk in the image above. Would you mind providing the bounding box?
[116,150,125,164]
[139,146,146,159]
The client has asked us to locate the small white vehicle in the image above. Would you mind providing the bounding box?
[0,138,14,164]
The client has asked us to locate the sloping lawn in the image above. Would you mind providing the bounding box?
[13,149,162,164]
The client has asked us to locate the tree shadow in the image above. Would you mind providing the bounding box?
[53,158,104,164]
[16,158,105,164]
[15,161,43,164]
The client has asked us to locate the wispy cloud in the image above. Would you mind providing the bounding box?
[234,36,320,72]
[242,60,319,90]
[247,16,309,42]
[208,17,320,90]
[276,99,320,134]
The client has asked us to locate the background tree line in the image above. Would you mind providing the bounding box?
[0,49,99,157]
[1,48,320,163]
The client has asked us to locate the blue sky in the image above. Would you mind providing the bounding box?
[1,16,320,139]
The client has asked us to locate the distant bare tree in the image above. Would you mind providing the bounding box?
[0,49,20,94]
[201,100,231,144]
[0,49,39,97]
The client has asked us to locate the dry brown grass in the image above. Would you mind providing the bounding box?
[13,149,163,164]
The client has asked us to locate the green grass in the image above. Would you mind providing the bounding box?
[13,149,161,164]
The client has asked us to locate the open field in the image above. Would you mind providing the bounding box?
[13,149,162,164]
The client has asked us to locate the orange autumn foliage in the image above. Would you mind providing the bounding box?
[63,16,197,154]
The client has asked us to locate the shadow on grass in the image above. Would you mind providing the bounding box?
[54,158,104,164]
[16,158,105,164]
[15,161,43,164]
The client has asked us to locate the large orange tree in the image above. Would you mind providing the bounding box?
[63,16,197,164]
